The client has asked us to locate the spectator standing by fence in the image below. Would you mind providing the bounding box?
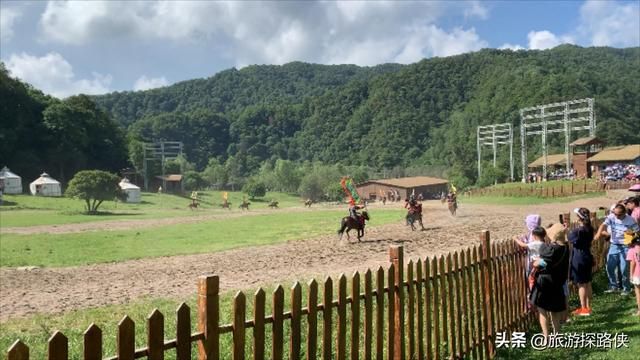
[530,224,570,339]
[569,208,594,316]
[626,235,640,316]
[595,204,640,295]
[626,197,640,225]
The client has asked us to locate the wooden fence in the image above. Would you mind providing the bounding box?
[465,179,639,198]
[7,210,609,360]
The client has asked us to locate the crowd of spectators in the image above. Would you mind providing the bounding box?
[513,196,640,343]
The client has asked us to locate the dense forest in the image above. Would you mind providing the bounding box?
[2,45,639,195]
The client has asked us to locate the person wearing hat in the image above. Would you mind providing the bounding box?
[530,223,569,339]
[568,208,594,316]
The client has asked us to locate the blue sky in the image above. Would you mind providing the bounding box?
[1,0,638,98]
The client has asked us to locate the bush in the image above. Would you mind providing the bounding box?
[183,171,206,191]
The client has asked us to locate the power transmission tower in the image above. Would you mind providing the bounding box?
[477,123,514,182]
[520,98,595,182]
[142,141,184,191]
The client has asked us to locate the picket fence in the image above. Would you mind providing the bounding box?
[7,210,609,360]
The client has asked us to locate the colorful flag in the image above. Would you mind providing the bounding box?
[340,177,361,205]
[451,184,457,194]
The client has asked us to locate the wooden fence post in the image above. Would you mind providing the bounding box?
[480,231,495,359]
[198,275,219,360]
[7,340,29,360]
[389,246,405,360]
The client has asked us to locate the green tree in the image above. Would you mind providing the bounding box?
[243,178,267,199]
[183,171,207,191]
[65,170,125,214]
[298,173,325,201]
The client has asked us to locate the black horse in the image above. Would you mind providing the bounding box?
[338,211,370,241]
[406,212,425,231]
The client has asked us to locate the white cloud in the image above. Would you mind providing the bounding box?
[1,7,21,42]
[578,0,640,47]
[498,43,524,51]
[133,75,169,91]
[4,52,112,98]
[37,0,489,66]
[464,1,489,20]
[527,30,574,50]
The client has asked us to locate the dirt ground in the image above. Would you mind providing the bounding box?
[0,196,613,321]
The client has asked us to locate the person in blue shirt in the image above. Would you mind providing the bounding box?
[595,204,640,295]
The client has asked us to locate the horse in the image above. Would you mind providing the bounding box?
[220,201,231,210]
[268,201,279,209]
[304,199,313,208]
[239,201,251,211]
[188,202,199,210]
[447,200,457,216]
[406,206,425,231]
[337,211,370,241]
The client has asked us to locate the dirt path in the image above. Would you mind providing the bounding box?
[0,196,611,321]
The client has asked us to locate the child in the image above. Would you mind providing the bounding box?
[626,234,640,316]
[514,226,547,291]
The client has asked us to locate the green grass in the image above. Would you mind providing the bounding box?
[462,192,604,206]
[496,271,640,360]
[0,191,304,228]
[0,209,404,267]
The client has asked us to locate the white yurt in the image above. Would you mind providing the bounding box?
[119,178,141,203]
[0,166,22,194]
[29,172,62,196]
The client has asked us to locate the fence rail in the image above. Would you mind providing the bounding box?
[7,209,609,360]
[465,179,638,198]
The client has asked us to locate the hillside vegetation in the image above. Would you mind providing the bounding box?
[2,46,639,189]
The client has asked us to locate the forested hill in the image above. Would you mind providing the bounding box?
[3,46,638,189]
[93,62,404,127]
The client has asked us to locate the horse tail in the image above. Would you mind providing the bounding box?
[338,218,347,238]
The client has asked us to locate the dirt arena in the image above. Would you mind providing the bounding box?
[0,196,614,321]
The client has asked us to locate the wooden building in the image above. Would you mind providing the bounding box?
[570,136,604,178]
[356,176,449,201]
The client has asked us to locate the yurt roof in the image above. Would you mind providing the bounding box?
[0,166,20,179]
[119,178,140,190]
[31,172,61,185]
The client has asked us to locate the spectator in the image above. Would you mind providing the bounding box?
[625,197,640,225]
[514,226,546,293]
[569,208,594,316]
[626,234,640,316]
[530,224,569,339]
[595,204,640,295]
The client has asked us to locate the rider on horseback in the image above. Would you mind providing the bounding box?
[349,202,365,225]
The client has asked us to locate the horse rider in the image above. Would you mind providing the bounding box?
[447,191,457,205]
[349,202,365,225]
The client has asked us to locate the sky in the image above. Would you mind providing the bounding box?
[1,0,638,98]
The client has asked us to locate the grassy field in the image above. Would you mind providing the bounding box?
[1,269,636,359]
[0,191,305,228]
[462,192,604,206]
[0,209,404,267]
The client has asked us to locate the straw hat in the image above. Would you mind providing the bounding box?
[545,223,567,244]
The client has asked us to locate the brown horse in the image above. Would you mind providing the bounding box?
[268,200,279,209]
[304,199,313,208]
[188,202,199,210]
[338,211,370,241]
[447,200,457,216]
[220,201,231,210]
[239,201,251,211]
[406,207,425,231]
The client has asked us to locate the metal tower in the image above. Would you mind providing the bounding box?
[477,123,514,181]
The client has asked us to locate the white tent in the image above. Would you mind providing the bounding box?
[119,178,141,203]
[0,166,22,194]
[29,172,62,197]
